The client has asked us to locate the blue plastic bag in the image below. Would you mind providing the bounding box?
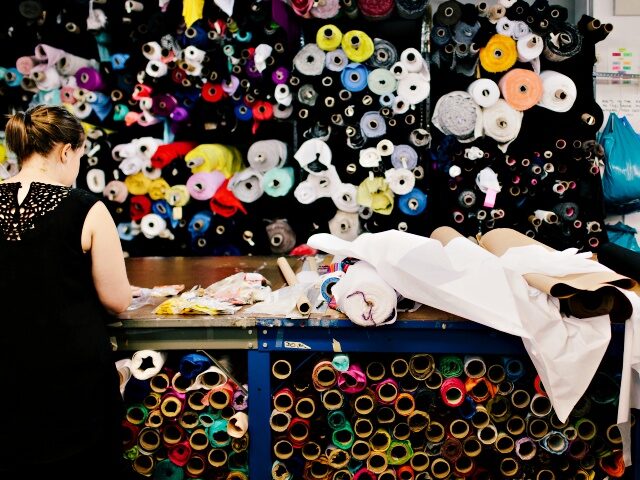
[599,113,640,212]
[606,221,640,252]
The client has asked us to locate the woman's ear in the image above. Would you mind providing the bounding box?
[60,143,71,163]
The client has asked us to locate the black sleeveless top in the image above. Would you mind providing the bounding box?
[0,181,123,464]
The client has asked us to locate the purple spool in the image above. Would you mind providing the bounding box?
[170,106,189,122]
[151,93,178,117]
[222,75,240,95]
[245,59,262,79]
[75,66,105,91]
[271,66,289,85]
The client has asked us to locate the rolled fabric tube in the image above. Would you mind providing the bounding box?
[188,365,228,390]
[463,355,487,379]
[432,91,482,142]
[207,448,228,468]
[434,0,462,25]
[368,39,397,70]
[529,392,552,417]
[75,66,105,91]
[312,360,338,391]
[477,423,498,445]
[366,362,385,381]
[511,389,531,409]
[527,417,549,439]
[130,350,167,380]
[396,74,430,105]
[462,435,483,458]
[188,427,210,451]
[360,111,386,139]
[407,354,434,380]
[486,363,506,384]
[322,388,345,410]
[273,438,294,460]
[273,388,295,413]
[499,457,520,477]
[228,168,264,203]
[370,428,392,452]
[171,371,194,393]
[247,139,287,172]
[333,260,397,326]
[487,394,511,423]
[482,99,523,147]
[341,30,375,62]
[207,418,231,448]
[496,432,516,454]
[270,409,292,432]
[367,68,397,95]
[575,417,597,441]
[517,33,544,62]
[537,70,577,112]
[543,22,582,61]
[480,34,517,72]
[498,68,543,111]
[293,43,326,76]
[317,24,343,51]
[353,389,377,415]
[341,63,369,92]
[326,49,349,72]
[227,412,248,439]
[397,188,426,216]
[288,417,311,448]
[263,167,294,197]
[208,383,234,409]
[271,359,292,380]
[333,422,355,450]
[56,52,94,76]
[465,377,495,403]
[337,363,367,394]
[295,395,317,419]
[233,388,248,411]
[394,392,415,416]
[467,78,500,108]
[540,430,569,455]
[387,439,413,466]
[430,458,451,479]
[133,454,155,476]
[439,355,463,378]
[160,392,184,420]
[515,436,537,461]
[440,377,466,407]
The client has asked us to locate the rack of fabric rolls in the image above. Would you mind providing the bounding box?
[427,0,612,251]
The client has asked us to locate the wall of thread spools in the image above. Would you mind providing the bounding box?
[269,351,630,479]
[0,0,613,255]
[117,350,249,479]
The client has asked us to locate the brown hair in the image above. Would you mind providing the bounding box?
[5,104,85,164]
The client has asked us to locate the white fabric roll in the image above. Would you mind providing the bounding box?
[432,91,483,142]
[331,182,359,213]
[86,168,106,194]
[294,138,332,173]
[332,261,398,327]
[145,60,168,78]
[229,168,264,203]
[187,366,229,391]
[130,350,168,380]
[293,43,326,76]
[385,168,415,195]
[537,70,577,113]
[397,73,430,105]
[115,358,132,397]
[247,139,288,172]
[120,156,145,175]
[400,48,427,74]
[329,210,360,241]
[227,412,249,438]
[512,21,531,40]
[294,181,319,204]
[482,99,523,149]
[112,142,137,161]
[141,159,162,180]
[496,17,514,37]
[142,41,163,61]
[467,78,500,108]
[517,34,544,62]
[183,46,207,64]
[140,213,168,239]
[359,147,382,168]
[274,84,293,106]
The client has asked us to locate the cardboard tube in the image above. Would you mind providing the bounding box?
[530,393,552,417]
[272,359,292,380]
[425,371,443,390]
[486,363,506,384]
[179,410,199,430]
[393,422,410,441]
[133,454,154,476]
[367,451,388,474]
[506,415,525,436]
[496,432,515,454]
[273,439,294,459]
[273,388,295,412]
[186,454,206,477]
[295,396,316,419]
[449,418,470,439]
[277,256,311,314]
[409,354,435,380]
[499,457,519,477]
[187,391,207,411]
[269,409,291,432]
[355,418,374,438]
[207,448,227,467]
[408,409,430,432]
[471,405,491,429]
[527,418,549,439]
[378,469,396,480]
[370,428,392,451]
[322,388,345,410]
[463,436,482,457]
[425,421,445,443]
[328,448,350,469]
[395,393,415,416]
[160,394,183,419]
[391,358,410,378]
[354,390,377,415]
[138,427,161,452]
[189,428,209,451]
[430,458,451,479]
[366,361,386,381]
[511,389,531,409]
[377,406,396,424]
[162,423,185,446]
[410,451,430,472]
[149,372,170,392]
[351,439,371,460]
[301,441,321,460]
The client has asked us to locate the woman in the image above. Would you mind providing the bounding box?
[0,105,132,478]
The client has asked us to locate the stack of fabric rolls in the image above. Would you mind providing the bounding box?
[118,350,249,479]
[428,0,612,251]
[270,352,626,479]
